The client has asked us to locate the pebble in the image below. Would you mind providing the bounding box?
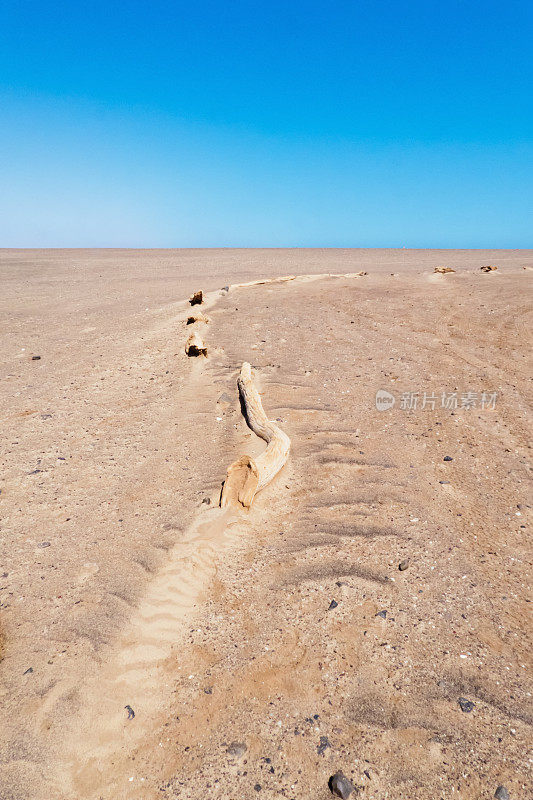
[222,285,230,292]
[458,697,475,713]
[329,599,339,610]
[376,610,387,619]
[317,735,331,755]
[23,667,33,675]
[37,542,51,548]
[439,480,450,484]
[124,705,135,720]
[329,772,354,798]
[443,456,453,461]
[31,355,41,361]
[226,742,247,758]
[494,787,509,800]
[254,785,262,792]
[398,559,410,571]
[201,497,211,505]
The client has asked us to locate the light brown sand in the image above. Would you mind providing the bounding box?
[0,249,532,799]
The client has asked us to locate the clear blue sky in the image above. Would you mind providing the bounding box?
[1,0,532,247]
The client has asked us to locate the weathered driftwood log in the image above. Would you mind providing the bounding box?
[189,290,203,305]
[220,363,290,509]
[185,331,207,357]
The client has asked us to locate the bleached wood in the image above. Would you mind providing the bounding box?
[221,362,290,508]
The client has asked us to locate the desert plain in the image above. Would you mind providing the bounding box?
[0,248,532,800]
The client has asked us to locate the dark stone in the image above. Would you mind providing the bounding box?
[31,355,41,361]
[226,741,247,758]
[37,542,51,548]
[124,705,135,720]
[23,667,33,675]
[317,735,331,755]
[458,697,475,713]
[189,290,203,305]
[203,686,213,694]
[398,559,410,571]
[254,785,262,792]
[376,610,387,619]
[439,480,450,484]
[28,469,42,475]
[201,497,211,505]
[443,456,453,461]
[494,787,509,800]
[329,772,354,798]
[329,599,339,610]
[222,285,230,292]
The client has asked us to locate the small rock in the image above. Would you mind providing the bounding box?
[203,686,213,694]
[31,355,41,361]
[439,480,450,484]
[226,741,247,758]
[37,542,51,548]
[329,772,354,798]
[254,785,262,792]
[443,456,453,461]
[222,285,230,292]
[328,599,339,610]
[494,787,509,799]
[201,497,211,505]
[317,735,331,755]
[23,667,33,675]
[398,559,410,571]
[458,697,475,713]
[124,705,135,720]
[376,610,387,619]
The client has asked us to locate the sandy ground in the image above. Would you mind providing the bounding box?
[0,249,532,800]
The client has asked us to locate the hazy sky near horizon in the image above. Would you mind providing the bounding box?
[1,0,532,247]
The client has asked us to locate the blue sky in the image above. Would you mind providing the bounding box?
[0,0,532,247]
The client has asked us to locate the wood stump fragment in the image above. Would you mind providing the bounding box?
[189,290,203,305]
[185,331,207,357]
[187,312,208,325]
[221,363,290,509]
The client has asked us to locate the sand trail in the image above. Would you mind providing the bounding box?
[55,505,244,798]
